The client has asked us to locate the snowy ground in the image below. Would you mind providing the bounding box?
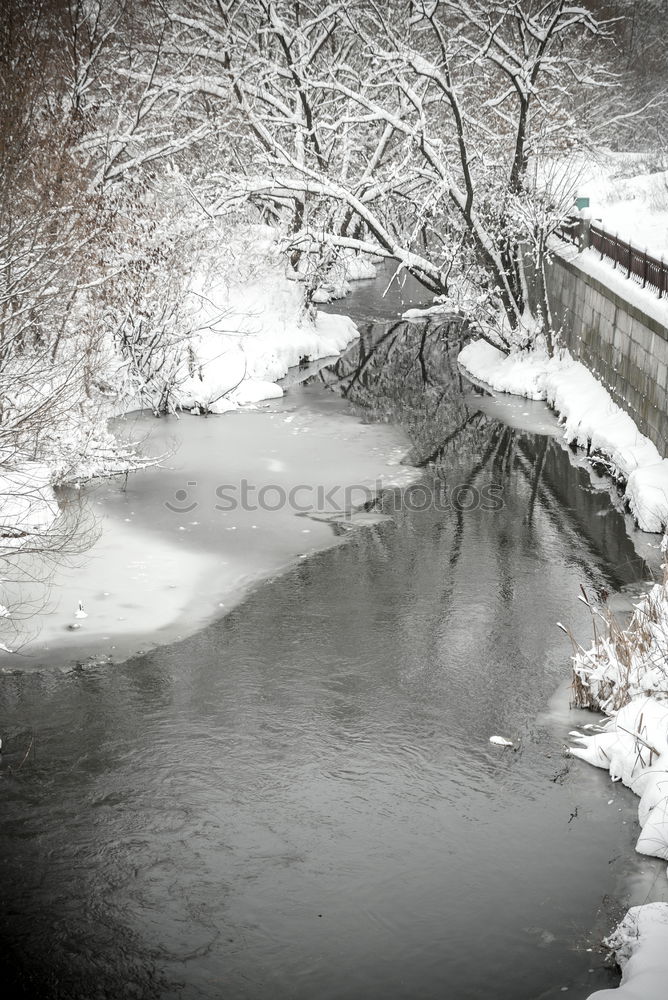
[573,150,668,261]
[458,332,668,1000]
[544,150,668,261]
[585,903,668,1000]
[176,229,368,413]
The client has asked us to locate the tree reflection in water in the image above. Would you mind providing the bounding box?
[315,314,653,592]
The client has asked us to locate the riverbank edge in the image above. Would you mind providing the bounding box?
[0,242,387,654]
[1,331,424,670]
[1,238,379,545]
[458,337,668,1000]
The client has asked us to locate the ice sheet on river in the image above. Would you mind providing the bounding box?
[0,390,416,668]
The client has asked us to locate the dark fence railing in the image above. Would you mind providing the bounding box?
[556,217,668,299]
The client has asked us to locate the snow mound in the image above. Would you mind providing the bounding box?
[179,257,358,412]
[0,463,59,542]
[343,252,377,281]
[586,903,668,1000]
[572,693,668,862]
[572,582,668,716]
[571,698,668,790]
[402,303,454,322]
[627,462,668,535]
[458,340,550,399]
[231,379,284,405]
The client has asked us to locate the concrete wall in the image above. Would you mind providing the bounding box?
[545,250,668,456]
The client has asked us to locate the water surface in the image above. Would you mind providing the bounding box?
[0,269,663,999]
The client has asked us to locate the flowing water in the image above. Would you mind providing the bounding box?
[0,269,665,999]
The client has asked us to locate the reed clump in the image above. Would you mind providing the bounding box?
[564,553,668,715]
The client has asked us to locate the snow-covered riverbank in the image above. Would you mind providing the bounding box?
[0,387,416,669]
[459,340,668,535]
[0,235,390,660]
[177,230,369,412]
[1,283,657,1000]
[0,228,377,547]
[459,336,668,999]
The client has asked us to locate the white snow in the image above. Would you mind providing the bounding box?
[231,379,285,405]
[342,251,378,281]
[586,903,668,1000]
[571,579,668,718]
[311,249,378,302]
[402,303,453,321]
[0,225,371,651]
[627,462,668,536]
[458,340,668,533]
[568,562,668,1000]
[570,150,668,262]
[571,698,668,808]
[0,227,362,545]
[178,246,359,413]
[0,400,418,666]
[459,340,551,400]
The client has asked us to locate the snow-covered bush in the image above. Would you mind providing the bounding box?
[569,548,668,992]
[570,563,668,715]
[173,222,358,413]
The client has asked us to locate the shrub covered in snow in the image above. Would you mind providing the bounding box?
[458,335,668,994]
[570,567,668,715]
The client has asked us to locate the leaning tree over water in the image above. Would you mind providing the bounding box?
[153,0,621,353]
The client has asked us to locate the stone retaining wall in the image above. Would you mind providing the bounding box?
[545,250,668,456]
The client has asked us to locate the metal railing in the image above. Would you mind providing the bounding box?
[556,217,668,299]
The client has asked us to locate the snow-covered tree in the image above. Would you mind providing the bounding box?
[603,0,667,148]
[153,0,619,354]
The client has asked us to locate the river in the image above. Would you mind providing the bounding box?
[0,268,664,999]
